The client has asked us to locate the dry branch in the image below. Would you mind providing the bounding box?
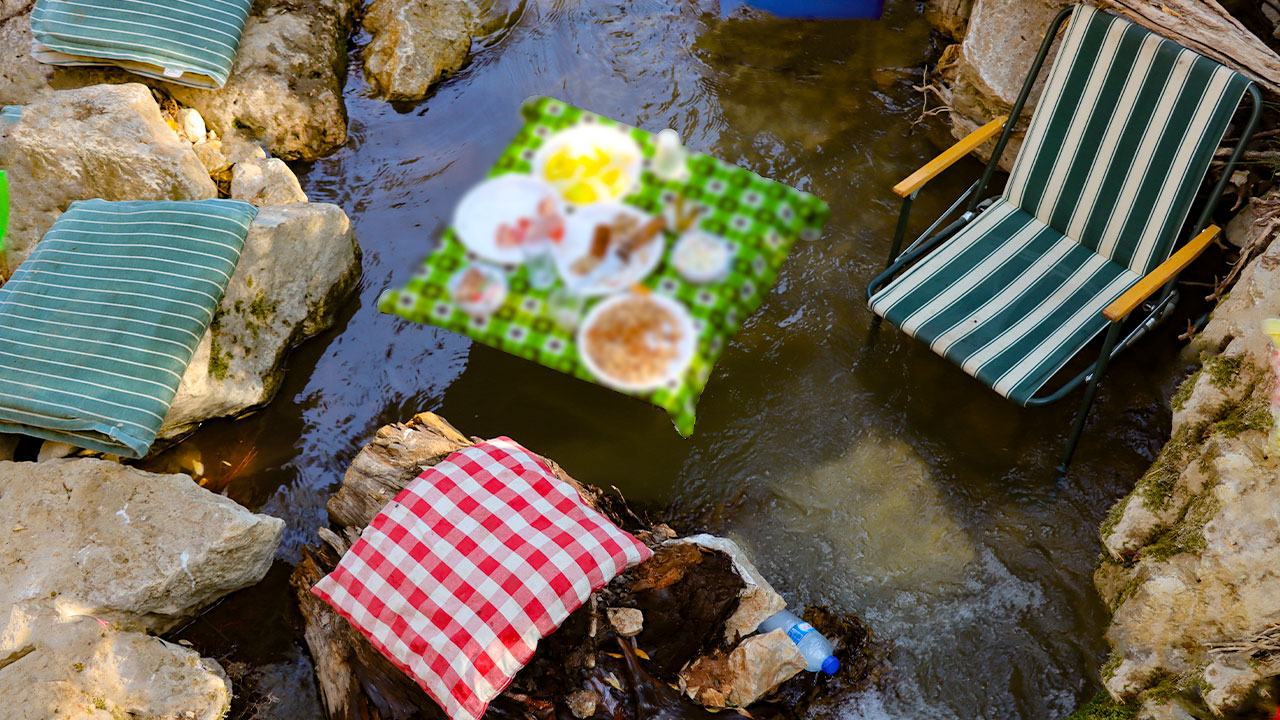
[1093,0,1280,94]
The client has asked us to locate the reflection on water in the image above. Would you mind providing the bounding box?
[165,1,1200,718]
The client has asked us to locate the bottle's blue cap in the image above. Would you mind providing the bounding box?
[821,656,840,675]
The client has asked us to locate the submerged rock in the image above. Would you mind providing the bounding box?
[362,0,477,101]
[1096,196,1280,714]
[0,82,216,272]
[0,0,358,160]
[161,202,361,441]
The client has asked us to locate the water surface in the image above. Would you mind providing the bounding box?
[167,2,1199,718]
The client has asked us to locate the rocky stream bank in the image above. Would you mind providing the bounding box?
[928,1,1280,718]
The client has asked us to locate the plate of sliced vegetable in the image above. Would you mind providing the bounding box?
[453,174,566,265]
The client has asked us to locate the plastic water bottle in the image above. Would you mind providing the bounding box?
[757,611,840,675]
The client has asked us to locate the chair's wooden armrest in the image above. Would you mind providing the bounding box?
[1103,225,1220,322]
[893,116,1008,198]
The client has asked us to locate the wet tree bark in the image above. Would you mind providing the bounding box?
[1094,0,1280,94]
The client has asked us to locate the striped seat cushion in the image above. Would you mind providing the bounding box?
[1005,4,1251,275]
[30,0,254,89]
[0,199,257,457]
[869,201,1139,405]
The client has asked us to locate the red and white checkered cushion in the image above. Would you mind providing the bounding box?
[311,437,652,720]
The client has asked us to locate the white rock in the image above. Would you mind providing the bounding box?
[0,458,282,633]
[0,615,231,720]
[679,534,787,643]
[232,157,309,206]
[160,203,361,440]
[0,83,216,272]
[223,130,268,164]
[363,0,476,101]
[177,107,207,142]
[35,441,77,462]
[680,629,806,708]
[606,607,643,638]
[192,139,232,176]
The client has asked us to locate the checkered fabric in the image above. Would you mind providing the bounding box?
[311,437,652,720]
[378,97,829,436]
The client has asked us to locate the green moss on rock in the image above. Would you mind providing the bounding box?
[1064,692,1138,720]
[208,309,232,380]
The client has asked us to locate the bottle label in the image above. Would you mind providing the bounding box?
[787,622,815,644]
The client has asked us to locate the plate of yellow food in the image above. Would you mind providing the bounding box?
[532,125,644,205]
[577,291,695,392]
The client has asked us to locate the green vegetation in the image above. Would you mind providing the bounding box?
[1142,486,1217,563]
[1064,692,1138,720]
[1099,495,1129,542]
[1204,355,1244,390]
[1136,422,1205,511]
[1142,671,1187,704]
[208,310,232,380]
[1170,368,1200,412]
[1101,652,1122,683]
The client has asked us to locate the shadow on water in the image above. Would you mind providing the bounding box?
[163,1,1205,718]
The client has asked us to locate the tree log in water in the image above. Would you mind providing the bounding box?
[1093,0,1280,94]
[291,412,885,720]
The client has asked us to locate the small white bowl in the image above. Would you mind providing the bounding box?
[671,230,734,284]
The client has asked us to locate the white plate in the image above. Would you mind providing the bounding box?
[552,203,664,297]
[531,125,644,205]
[576,292,696,393]
[452,175,564,265]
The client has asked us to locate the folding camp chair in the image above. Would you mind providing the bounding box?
[865,4,1261,471]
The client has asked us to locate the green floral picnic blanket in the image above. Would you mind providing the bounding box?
[379,97,828,435]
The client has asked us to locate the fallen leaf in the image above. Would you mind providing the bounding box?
[604,673,622,691]
[634,648,650,660]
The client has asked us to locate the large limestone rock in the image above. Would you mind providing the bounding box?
[0,0,358,160]
[1095,201,1280,715]
[0,458,283,633]
[0,614,231,720]
[0,82,216,272]
[362,0,476,102]
[160,202,361,440]
[929,0,1072,170]
[165,0,359,160]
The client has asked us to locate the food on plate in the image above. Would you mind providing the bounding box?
[582,295,683,386]
[535,126,642,204]
[448,265,507,316]
[569,212,665,276]
[496,195,565,250]
[672,231,733,284]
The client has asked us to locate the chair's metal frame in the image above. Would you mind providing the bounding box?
[864,6,1263,472]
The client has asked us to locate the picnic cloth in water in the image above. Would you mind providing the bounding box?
[30,0,255,89]
[379,97,829,436]
[312,437,652,720]
[0,198,258,457]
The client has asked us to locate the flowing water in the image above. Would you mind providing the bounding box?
[163,1,1208,717]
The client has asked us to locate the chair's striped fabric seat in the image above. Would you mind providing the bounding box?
[0,199,258,457]
[870,201,1139,405]
[870,4,1252,404]
[30,0,254,89]
[1005,4,1251,275]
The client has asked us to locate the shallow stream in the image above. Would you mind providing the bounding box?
[165,2,1204,717]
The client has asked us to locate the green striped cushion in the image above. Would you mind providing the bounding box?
[870,200,1139,405]
[0,199,257,457]
[30,0,254,89]
[1005,4,1251,275]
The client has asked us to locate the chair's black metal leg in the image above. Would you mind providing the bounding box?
[870,194,916,332]
[1059,321,1124,474]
